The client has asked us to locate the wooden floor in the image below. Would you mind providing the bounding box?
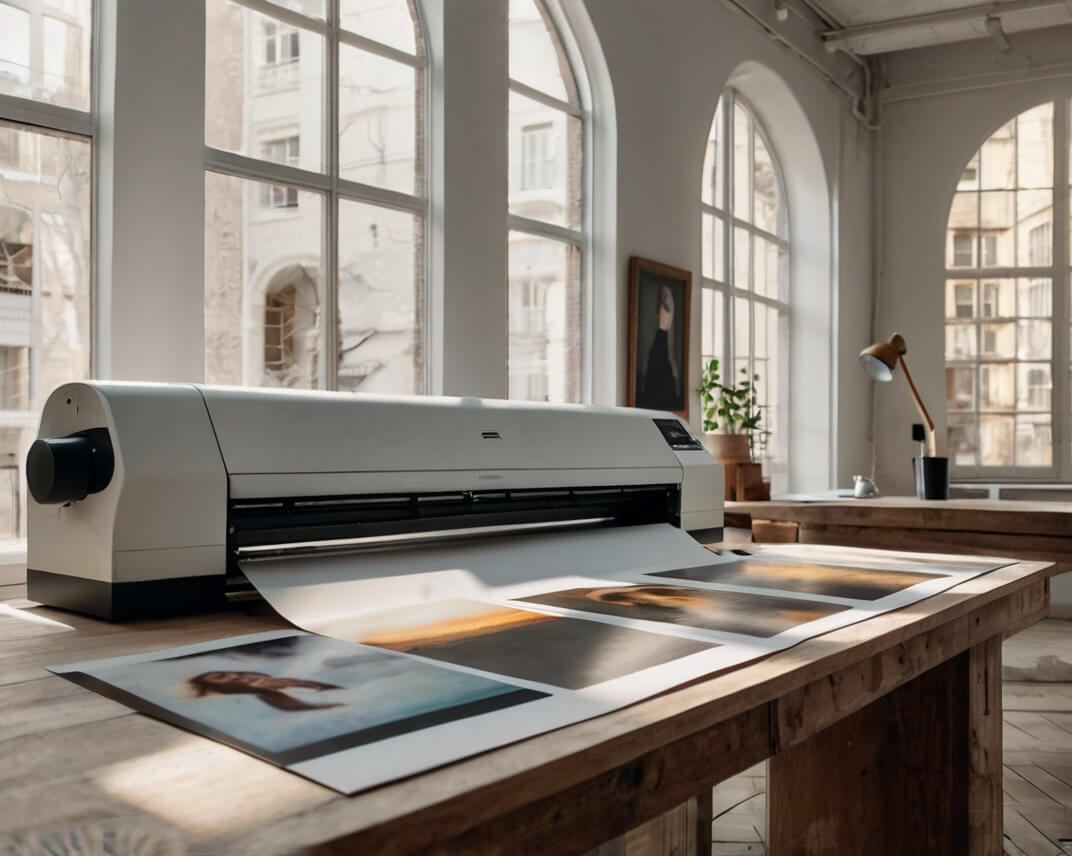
[712,618,1072,855]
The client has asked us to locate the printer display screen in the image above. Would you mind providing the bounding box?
[653,419,703,451]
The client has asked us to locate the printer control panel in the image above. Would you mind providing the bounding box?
[653,418,704,451]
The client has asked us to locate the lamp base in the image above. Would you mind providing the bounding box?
[913,456,949,500]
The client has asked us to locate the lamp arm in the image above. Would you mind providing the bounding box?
[898,355,937,457]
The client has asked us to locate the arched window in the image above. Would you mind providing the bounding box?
[507,0,586,403]
[700,92,790,473]
[944,101,1067,475]
[205,0,426,394]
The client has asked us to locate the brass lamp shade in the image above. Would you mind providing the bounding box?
[859,333,907,382]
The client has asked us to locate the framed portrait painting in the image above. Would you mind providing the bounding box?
[627,257,691,418]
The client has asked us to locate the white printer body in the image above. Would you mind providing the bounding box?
[26,382,724,620]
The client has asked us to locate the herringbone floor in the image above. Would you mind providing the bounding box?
[711,618,1072,855]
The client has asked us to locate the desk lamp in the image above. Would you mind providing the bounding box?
[860,333,947,498]
[860,333,936,456]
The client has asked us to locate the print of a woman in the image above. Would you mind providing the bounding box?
[638,284,681,411]
[188,670,343,712]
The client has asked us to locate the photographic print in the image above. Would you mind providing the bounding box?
[336,599,715,690]
[53,632,545,767]
[649,559,946,601]
[627,257,691,417]
[518,583,850,639]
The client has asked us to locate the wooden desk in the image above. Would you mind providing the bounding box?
[0,547,1056,855]
[729,497,1072,569]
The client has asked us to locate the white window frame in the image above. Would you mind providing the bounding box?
[508,0,591,402]
[0,0,96,563]
[701,89,791,465]
[945,98,1070,481]
[204,0,430,392]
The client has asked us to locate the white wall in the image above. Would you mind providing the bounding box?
[583,0,874,490]
[875,26,1072,495]
[93,0,874,492]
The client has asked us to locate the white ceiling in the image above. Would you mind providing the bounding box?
[813,0,1072,54]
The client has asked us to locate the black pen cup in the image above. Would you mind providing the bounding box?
[913,456,949,500]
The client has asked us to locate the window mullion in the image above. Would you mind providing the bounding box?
[721,92,733,373]
[324,0,340,390]
[1054,97,1070,479]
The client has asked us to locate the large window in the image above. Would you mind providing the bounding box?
[0,0,93,541]
[205,0,426,393]
[944,101,1071,476]
[507,0,586,403]
[700,92,790,474]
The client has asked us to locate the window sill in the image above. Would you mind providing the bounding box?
[950,483,1072,501]
[0,539,26,585]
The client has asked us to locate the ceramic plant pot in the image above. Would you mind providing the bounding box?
[704,433,752,501]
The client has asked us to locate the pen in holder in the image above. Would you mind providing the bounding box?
[912,424,949,500]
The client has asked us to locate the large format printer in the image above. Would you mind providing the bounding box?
[25,382,724,620]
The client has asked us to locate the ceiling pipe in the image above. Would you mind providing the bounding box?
[822,0,1067,48]
[985,14,1013,50]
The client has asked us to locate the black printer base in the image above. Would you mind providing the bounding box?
[27,569,228,621]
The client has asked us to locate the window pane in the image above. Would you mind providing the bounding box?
[1017,190,1052,267]
[945,323,976,360]
[753,133,780,235]
[1016,416,1051,466]
[980,322,1015,358]
[508,0,573,103]
[958,152,979,191]
[753,235,784,300]
[508,232,581,403]
[946,192,977,268]
[1017,277,1051,316]
[341,0,418,53]
[702,213,719,280]
[979,191,1014,267]
[979,278,1015,318]
[0,122,90,538]
[948,414,978,467]
[204,171,323,389]
[1017,103,1053,189]
[205,0,325,171]
[508,93,581,230]
[945,367,974,411]
[701,288,715,358]
[733,227,750,291]
[337,200,421,393]
[979,414,1013,465]
[979,363,1014,409]
[701,287,725,365]
[0,0,91,111]
[702,100,723,208]
[1016,363,1051,412]
[733,295,750,376]
[339,44,418,194]
[946,279,975,319]
[1016,319,1050,361]
[979,119,1015,190]
[732,103,750,221]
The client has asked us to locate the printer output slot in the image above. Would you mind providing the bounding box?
[227,484,679,574]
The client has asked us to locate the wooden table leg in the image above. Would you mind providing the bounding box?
[584,791,713,856]
[767,636,1002,854]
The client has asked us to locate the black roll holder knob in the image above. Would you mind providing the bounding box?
[26,431,114,505]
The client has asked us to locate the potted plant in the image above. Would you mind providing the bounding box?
[696,358,763,465]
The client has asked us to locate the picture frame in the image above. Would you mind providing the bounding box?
[627,256,692,418]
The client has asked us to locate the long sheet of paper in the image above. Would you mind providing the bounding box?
[54,525,1014,794]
